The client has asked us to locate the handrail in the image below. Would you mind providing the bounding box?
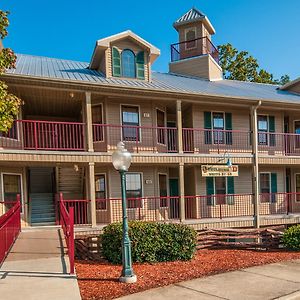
[59,193,74,275]
[0,195,21,266]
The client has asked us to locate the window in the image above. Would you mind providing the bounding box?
[121,50,136,78]
[215,177,226,204]
[258,115,268,145]
[2,174,22,211]
[185,29,196,49]
[296,174,300,202]
[259,173,277,203]
[95,174,106,210]
[212,112,225,144]
[92,105,104,142]
[121,106,140,141]
[126,173,142,208]
[295,121,300,148]
[159,174,168,207]
[157,109,166,144]
[0,122,18,140]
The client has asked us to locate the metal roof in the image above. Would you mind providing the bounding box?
[174,8,205,25]
[4,53,300,104]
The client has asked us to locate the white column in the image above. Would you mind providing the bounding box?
[85,92,94,152]
[176,100,183,154]
[179,162,185,222]
[87,162,96,227]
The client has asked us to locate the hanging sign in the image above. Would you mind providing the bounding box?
[201,165,239,177]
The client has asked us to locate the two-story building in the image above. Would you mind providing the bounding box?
[1,7,300,230]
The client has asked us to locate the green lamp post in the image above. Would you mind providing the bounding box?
[112,141,137,283]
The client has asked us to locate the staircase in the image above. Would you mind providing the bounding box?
[30,193,56,225]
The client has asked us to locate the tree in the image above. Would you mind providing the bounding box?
[0,10,21,132]
[218,43,290,85]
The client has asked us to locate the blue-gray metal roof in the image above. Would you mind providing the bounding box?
[5,53,300,104]
[174,8,205,25]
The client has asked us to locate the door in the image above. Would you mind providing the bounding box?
[167,121,177,152]
[2,173,22,211]
[169,178,179,219]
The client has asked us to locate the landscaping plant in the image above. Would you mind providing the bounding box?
[101,221,197,264]
[282,225,300,250]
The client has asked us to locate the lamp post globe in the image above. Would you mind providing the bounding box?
[112,141,137,284]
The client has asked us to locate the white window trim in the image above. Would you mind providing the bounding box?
[156,108,167,146]
[211,111,225,145]
[95,173,107,211]
[158,172,169,208]
[126,172,143,209]
[120,104,142,143]
[91,103,105,143]
[1,172,23,213]
[184,27,197,50]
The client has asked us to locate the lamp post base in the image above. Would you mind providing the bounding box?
[119,274,137,284]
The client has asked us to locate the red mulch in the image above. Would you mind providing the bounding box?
[76,249,300,300]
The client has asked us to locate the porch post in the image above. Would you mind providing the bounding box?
[176,100,183,154]
[84,91,94,152]
[251,101,261,228]
[87,162,97,227]
[179,162,185,222]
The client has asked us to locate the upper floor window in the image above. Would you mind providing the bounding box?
[121,105,140,142]
[185,29,196,49]
[121,50,136,78]
[258,115,275,146]
[112,47,145,80]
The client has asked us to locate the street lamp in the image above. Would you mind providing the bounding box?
[112,141,137,283]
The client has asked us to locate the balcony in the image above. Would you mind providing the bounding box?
[170,36,219,63]
[59,192,300,225]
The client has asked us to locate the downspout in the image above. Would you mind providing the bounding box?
[251,100,261,228]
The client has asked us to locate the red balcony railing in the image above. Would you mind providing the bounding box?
[171,36,219,63]
[93,124,178,153]
[0,120,86,151]
[58,193,75,274]
[183,128,252,154]
[0,195,21,266]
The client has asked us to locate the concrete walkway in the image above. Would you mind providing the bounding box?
[119,259,300,300]
[0,229,81,300]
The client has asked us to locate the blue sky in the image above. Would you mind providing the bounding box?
[1,0,300,80]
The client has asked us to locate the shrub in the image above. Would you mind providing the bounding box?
[101,221,197,264]
[282,225,300,250]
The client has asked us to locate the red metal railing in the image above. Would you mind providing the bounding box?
[93,124,178,153]
[183,128,251,154]
[0,120,86,151]
[60,199,90,225]
[171,36,219,63]
[0,195,21,266]
[58,193,75,275]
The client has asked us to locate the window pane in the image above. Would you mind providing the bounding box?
[159,174,167,207]
[3,174,22,211]
[121,50,135,78]
[215,177,226,194]
[258,116,268,131]
[95,174,106,209]
[122,106,139,141]
[295,121,300,134]
[213,113,224,129]
[186,30,196,48]
[126,173,142,208]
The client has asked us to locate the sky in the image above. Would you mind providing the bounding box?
[1,0,300,80]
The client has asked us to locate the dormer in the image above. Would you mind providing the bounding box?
[89,30,160,81]
[169,8,222,81]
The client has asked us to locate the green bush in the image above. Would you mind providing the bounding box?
[282,225,300,250]
[101,221,197,264]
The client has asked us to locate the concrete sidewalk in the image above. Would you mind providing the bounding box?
[119,259,300,300]
[0,229,81,300]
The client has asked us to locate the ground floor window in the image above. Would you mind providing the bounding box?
[95,174,106,210]
[159,174,168,207]
[126,173,142,208]
[295,174,300,202]
[2,173,22,211]
[259,172,277,202]
[206,176,234,205]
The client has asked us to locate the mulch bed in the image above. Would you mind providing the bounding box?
[76,249,300,300]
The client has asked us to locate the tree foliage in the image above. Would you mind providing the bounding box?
[0,10,21,132]
[218,43,290,85]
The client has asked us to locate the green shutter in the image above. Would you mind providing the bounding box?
[112,47,121,77]
[227,177,235,205]
[204,112,212,144]
[269,116,276,146]
[206,177,214,206]
[136,51,145,80]
[225,113,233,145]
[271,173,277,202]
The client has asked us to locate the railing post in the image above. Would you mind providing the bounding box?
[69,206,75,275]
[34,121,38,150]
[219,204,222,219]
